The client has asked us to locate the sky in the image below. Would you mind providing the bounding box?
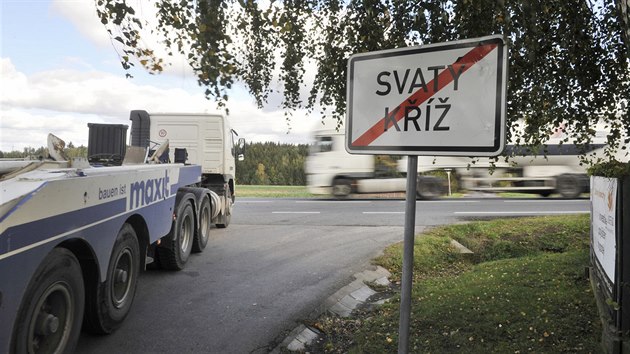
[0,0,325,152]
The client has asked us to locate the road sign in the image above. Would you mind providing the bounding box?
[346,35,508,156]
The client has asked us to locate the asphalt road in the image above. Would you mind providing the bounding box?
[76,197,590,353]
[234,196,590,227]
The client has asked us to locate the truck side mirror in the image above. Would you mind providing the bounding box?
[236,138,246,158]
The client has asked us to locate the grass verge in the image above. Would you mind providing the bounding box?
[307,215,601,353]
[236,185,313,198]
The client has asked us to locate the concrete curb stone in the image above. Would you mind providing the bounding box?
[271,265,392,352]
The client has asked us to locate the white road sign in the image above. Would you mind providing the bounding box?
[346,35,508,156]
[591,176,617,286]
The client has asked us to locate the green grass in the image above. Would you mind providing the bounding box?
[236,185,313,198]
[309,215,602,353]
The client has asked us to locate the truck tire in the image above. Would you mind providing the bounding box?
[159,201,195,270]
[12,248,84,354]
[332,178,352,198]
[217,191,232,229]
[84,223,140,334]
[556,174,581,199]
[416,176,443,200]
[192,195,211,252]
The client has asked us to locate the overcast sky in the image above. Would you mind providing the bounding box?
[0,0,327,152]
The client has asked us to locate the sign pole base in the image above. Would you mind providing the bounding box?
[398,156,418,354]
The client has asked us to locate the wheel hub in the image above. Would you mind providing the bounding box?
[114,269,128,284]
[112,249,133,308]
[35,313,59,336]
[28,282,73,353]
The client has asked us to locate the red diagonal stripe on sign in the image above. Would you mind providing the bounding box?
[351,43,498,147]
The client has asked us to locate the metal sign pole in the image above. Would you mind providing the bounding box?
[398,155,418,354]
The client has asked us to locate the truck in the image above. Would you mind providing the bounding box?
[129,110,241,229]
[305,126,615,199]
[0,110,243,353]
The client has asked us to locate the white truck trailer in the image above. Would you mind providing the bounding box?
[305,127,610,199]
[0,110,242,353]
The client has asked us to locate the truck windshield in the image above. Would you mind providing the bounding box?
[312,136,333,153]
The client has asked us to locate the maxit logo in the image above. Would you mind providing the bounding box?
[129,171,171,210]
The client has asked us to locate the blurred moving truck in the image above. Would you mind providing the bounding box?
[305,125,620,199]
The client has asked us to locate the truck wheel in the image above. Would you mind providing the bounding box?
[192,195,211,252]
[332,178,352,198]
[556,174,581,199]
[217,191,232,229]
[159,201,195,270]
[12,248,84,354]
[84,223,140,334]
[417,176,443,200]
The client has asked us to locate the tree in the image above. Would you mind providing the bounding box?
[96,0,629,162]
[619,0,630,55]
[235,142,308,185]
[254,162,269,184]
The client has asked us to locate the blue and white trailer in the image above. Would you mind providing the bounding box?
[0,112,239,353]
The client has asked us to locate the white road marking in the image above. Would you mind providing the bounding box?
[295,200,371,204]
[502,200,587,203]
[454,211,589,215]
[400,200,479,203]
